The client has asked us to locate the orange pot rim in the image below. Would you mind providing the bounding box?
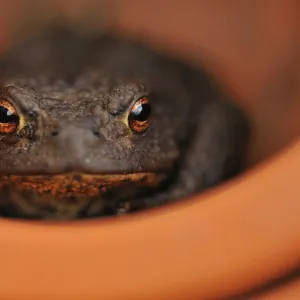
[0,140,300,299]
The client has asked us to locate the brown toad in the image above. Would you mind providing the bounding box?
[0,28,248,220]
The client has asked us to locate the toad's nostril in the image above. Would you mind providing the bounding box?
[92,131,100,137]
[51,131,59,136]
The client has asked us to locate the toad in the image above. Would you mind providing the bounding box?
[0,28,248,220]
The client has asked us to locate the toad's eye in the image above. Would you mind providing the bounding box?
[0,100,19,134]
[128,97,151,133]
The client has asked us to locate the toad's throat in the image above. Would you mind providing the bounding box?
[0,173,164,198]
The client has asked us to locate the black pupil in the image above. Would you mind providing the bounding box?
[130,103,151,121]
[0,106,18,124]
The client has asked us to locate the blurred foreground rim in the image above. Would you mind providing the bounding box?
[0,139,299,299]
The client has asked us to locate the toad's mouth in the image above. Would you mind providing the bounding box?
[0,173,166,198]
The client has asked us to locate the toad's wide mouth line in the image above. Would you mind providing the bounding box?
[1,172,165,182]
[0,173,166,198]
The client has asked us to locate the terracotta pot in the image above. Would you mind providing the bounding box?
[0,141,300,300]
[0,1,300,299]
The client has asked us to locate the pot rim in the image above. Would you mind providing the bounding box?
[0,140,300,299]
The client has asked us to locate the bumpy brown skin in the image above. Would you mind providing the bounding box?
[0,28,248,220]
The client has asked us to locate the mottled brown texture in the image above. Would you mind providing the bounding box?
[0,28,248,220]
[2,173,160,198]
